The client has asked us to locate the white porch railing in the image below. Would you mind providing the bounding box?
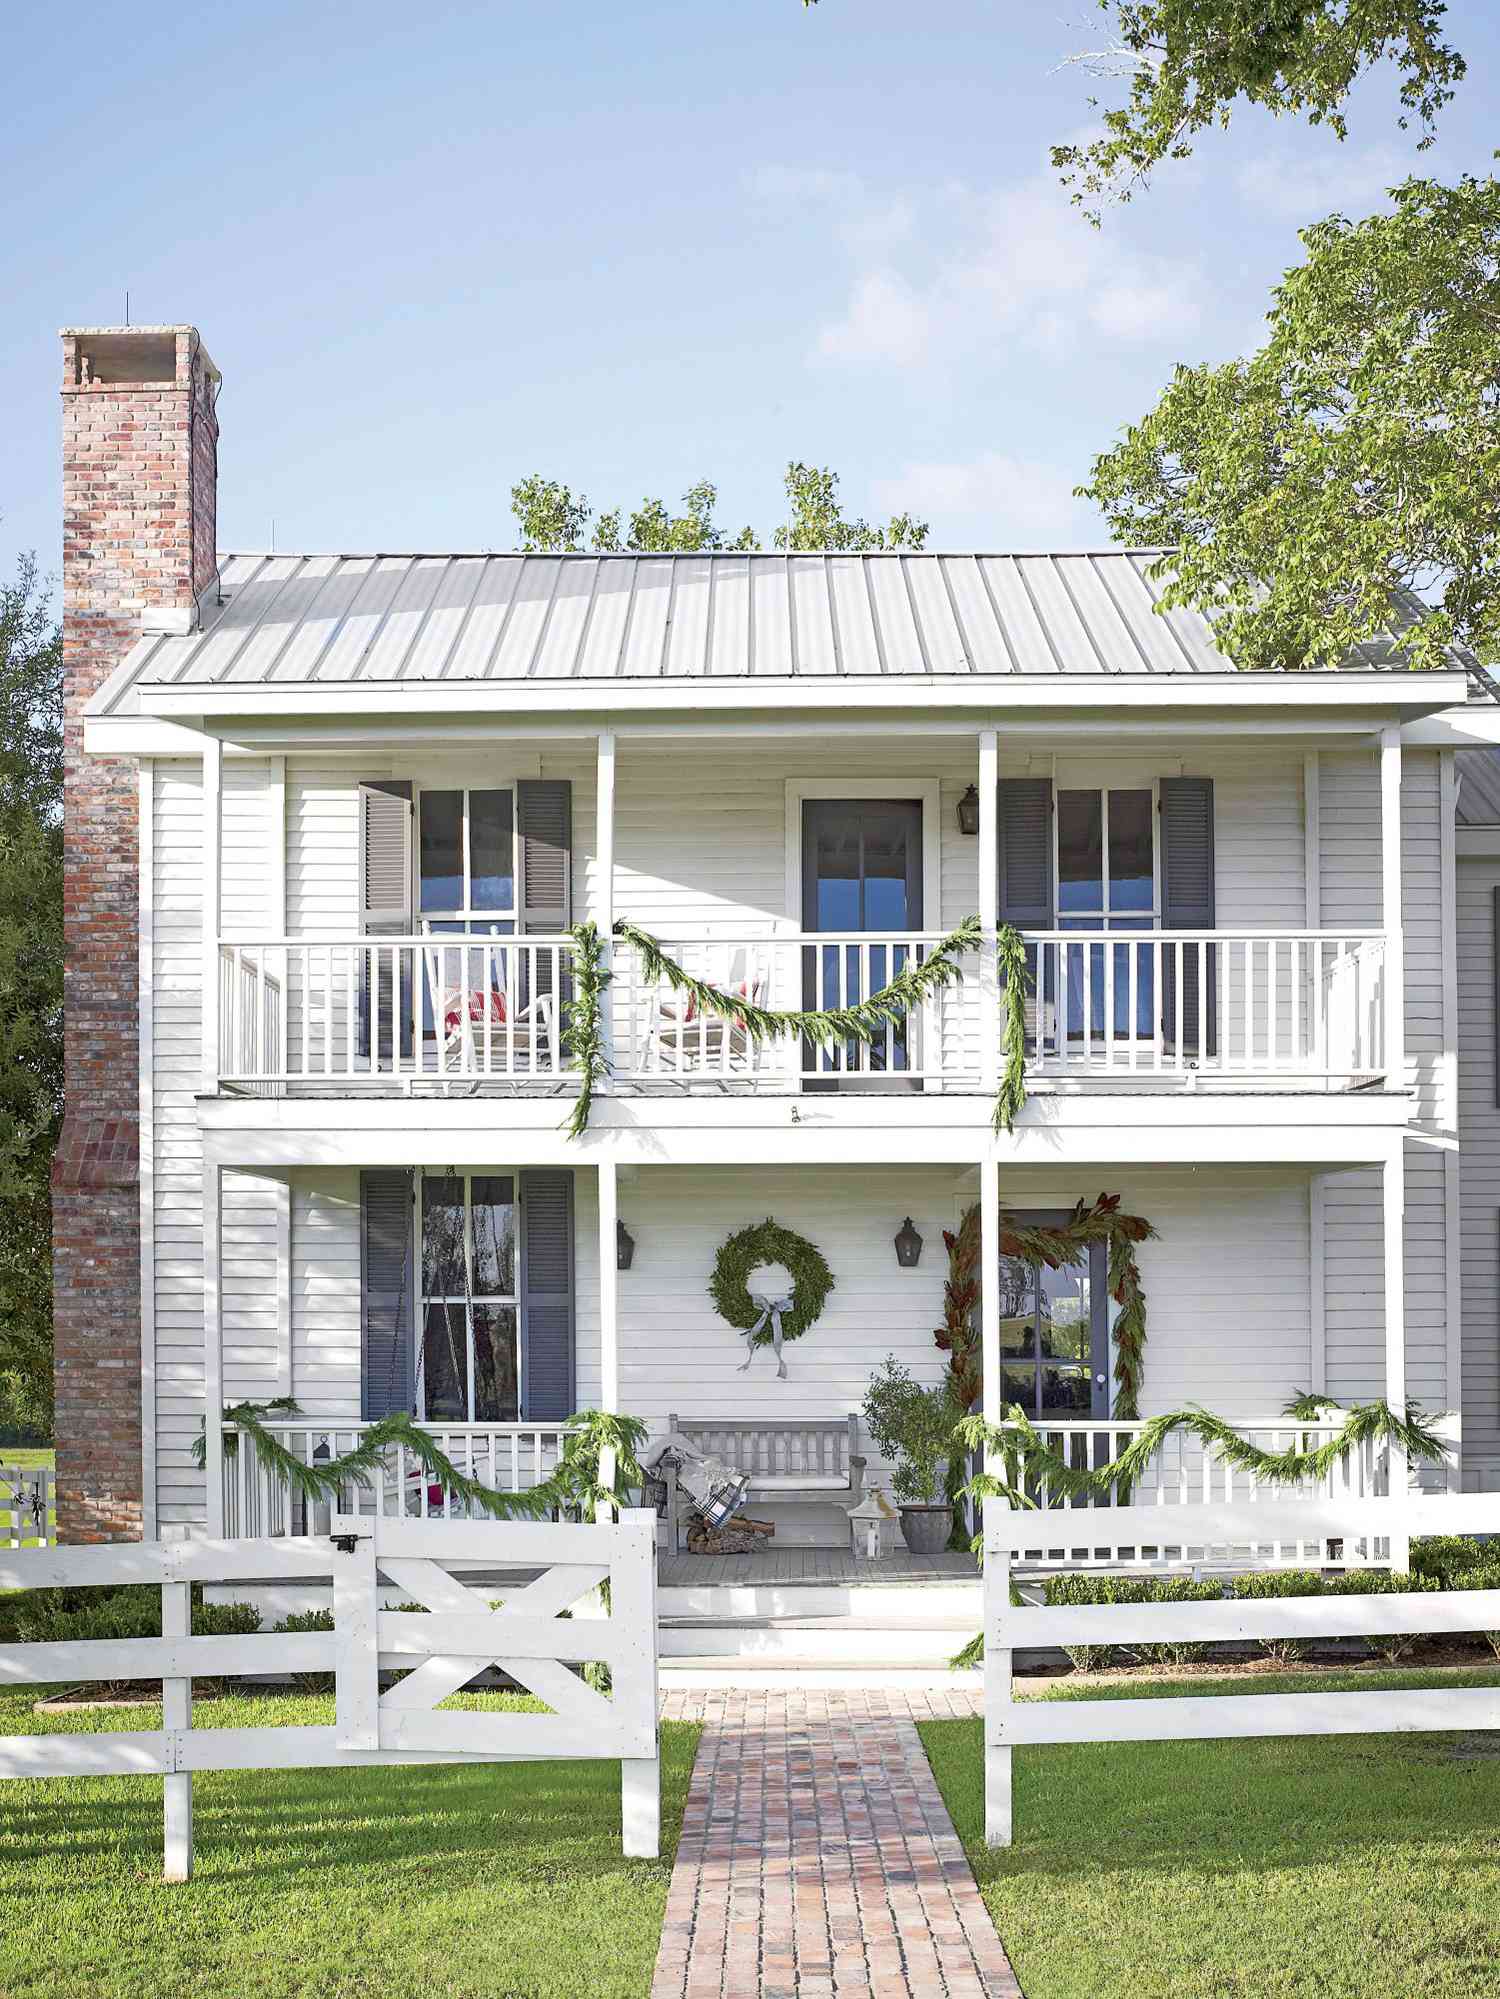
[221,1421,569,1538]
[1021,931,1385,1085]
[216,927,1387,1093]
[217,936,573,1090]
[993,1417,1390,1569]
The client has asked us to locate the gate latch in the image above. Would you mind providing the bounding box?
[330,1531,367,1554]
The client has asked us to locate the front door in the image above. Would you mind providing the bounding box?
[800,799,923,1090]
[996,1222,1111,1421]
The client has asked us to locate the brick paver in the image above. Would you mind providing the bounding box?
[652,1690,1020,1999]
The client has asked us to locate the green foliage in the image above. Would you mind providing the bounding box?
[862,1356,959,1504]
[1085,173,1500,674]
[707,1217,834,1349]
[562,920,610,1140]
[272,1607,336,1691]
[1042,1573,1223,1670]
[14,1587,260,1645]
[1230,1568,1324,1661]
[1326,1568,1440,1661]
[510,462,926,554]
[1452,1562,1500,1660]
[1411,1533,1491,1583]
[0,554,62,1437]
[1049,2,1464,215]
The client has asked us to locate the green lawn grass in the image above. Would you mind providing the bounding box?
[0,1450,53,1471]
[0,1686,699,1999]
[921,1665,1500,1999]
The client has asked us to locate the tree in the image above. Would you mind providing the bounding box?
[0,555,62,1435]
[511,463,926,553]
[1081,172,1500,672]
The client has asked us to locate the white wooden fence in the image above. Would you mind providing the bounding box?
[0,1509,660,1878]
[0,1464,54,1548]
[982,1491,1500,1847]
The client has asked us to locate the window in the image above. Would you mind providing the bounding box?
[417,787,517,1037]
[997,1245,1108,1418]
[418,1173,519,1422]
[1056,785,1157,1038]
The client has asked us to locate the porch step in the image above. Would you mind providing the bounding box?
[658,1580,981,1620]
[659,1660,983,1690]
[659,1613,977,1665]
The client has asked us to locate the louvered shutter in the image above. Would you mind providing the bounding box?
[517,779,573,1012]
[520,1169,575,1421]
[1160,776,1217,1056]
[997,780,1054,927]
[358,782,414,1061]
[361,1169,415,1419]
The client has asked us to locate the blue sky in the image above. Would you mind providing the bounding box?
[4,0,1498,582]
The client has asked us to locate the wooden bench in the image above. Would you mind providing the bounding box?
[661,1414,866,1555]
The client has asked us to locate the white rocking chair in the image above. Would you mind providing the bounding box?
[641,943,768,1078]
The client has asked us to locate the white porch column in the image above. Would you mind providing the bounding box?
[595,730,617,1080]
[980,1150,1012,1845]
[1383,1144,1410,1567]
[1380,726,1405,1091]
[202,1160,224,1535]
[978,729,999,1090]
[597,1159,620,1510]
[200,737,222,1094]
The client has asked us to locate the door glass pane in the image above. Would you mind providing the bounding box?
[1039,1263,1090,1361]
[419,791,463,912]
[1057,791,1103,915]
[814,817,861,931]
[1107,789,1154,914]
[470,789,514,912]
[1002,1364,1037,1409]
[997,1258,1038,1360]
[862,811,912,930]
[1040,1365,1091,1413]
[421,1176,465,1294]
[471,1176,516,1295]
[473,1305,520,1421]
[422,1303,468,1420]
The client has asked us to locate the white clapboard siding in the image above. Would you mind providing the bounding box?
[290,1171,363,1418]
[1459,856,1500,1482]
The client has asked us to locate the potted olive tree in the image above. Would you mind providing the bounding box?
[861,1357,959,1557]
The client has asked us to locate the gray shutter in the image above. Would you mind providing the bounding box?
[1160,776,1216,1056]
[997,779,1054,927]
[518,779,573,1011]
[359,781,414,1061]
[361,1169,415,1420]
[520,1169,575,1421]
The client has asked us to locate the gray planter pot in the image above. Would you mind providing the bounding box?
[899,1502,952,1558]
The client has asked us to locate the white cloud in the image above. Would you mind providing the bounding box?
[756,163,1203,370]
[1234,145,1407,223]
[873,452,1103,548]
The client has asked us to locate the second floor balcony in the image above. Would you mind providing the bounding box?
[216,923,1388,1098]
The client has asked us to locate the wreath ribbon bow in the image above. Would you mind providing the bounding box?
[739,1293,795,1378]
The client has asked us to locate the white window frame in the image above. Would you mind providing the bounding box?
[414,1168,521,1424]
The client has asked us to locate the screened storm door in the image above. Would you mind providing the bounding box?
[800,799,923,1088]
[418,1172,520,1422]
[996,1219,1110,1420]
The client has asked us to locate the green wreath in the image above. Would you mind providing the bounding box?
[709,1218,834,1377]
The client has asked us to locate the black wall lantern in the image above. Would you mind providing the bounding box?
[956,784,980,836]
[616,1219,636,1271]
[894,1217,923,1268]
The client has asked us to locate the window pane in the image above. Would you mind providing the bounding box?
[422,1304,468,1421]
[1002,1364,1037,1412]
[814,817,861,930]
[1107,789,1154,914]
[421,1176,465,1294]
[1040,1365,1091,1413]
[1057,790,1103,915]
[420,791,463,912]
[473,1305,520,1422]
[471,1176,516,1295]
[998,1257,1037,1359]
[470,790,514,912]
[1039,1263,1090,1361]
[862,811,913,930]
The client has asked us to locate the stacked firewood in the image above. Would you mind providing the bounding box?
[684,1514,776,1555]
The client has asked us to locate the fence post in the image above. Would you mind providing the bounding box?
[333,1521,380,1752]
[616,1508,660,1859]
[983,1497,1014,1848]
[161,1580,193,1882]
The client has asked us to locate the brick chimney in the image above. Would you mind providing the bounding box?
[54,325,220,1542]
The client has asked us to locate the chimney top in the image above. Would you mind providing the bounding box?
[61,325,220,393]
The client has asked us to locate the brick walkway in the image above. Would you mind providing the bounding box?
[651,1690,1021,1999]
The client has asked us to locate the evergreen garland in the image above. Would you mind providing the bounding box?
[197,1403,649,1521]
[562,920,610,1140]
[994,922,1031,1134]
[708,1217,835,1348]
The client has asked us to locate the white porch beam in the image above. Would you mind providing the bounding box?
[1383,1146,1410,1566]
[200,738,222,1094]
[1380,726,1406,1092]
[978,729,999,1092]
[202,1162,224,1535]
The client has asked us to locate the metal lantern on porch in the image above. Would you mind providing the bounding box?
[848,1484,900,1560]
[617,1220,636,1270]
[956,784,980,835]
[894,1217,923,1268]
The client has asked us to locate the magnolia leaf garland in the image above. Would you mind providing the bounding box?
[560,913,1036,1138]
[937,1194,1156,1420]
[708,1218,835,1369]
[197,1403,649,1521]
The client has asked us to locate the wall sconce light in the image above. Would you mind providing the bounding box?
[617,1220,636,1271]
[957,784,980,836]
[894,1217,923,1269]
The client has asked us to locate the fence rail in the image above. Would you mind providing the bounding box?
[0,1512,660,1877]
[981,1489,1500,1848]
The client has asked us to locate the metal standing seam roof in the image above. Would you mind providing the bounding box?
[90,549,1249,716]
